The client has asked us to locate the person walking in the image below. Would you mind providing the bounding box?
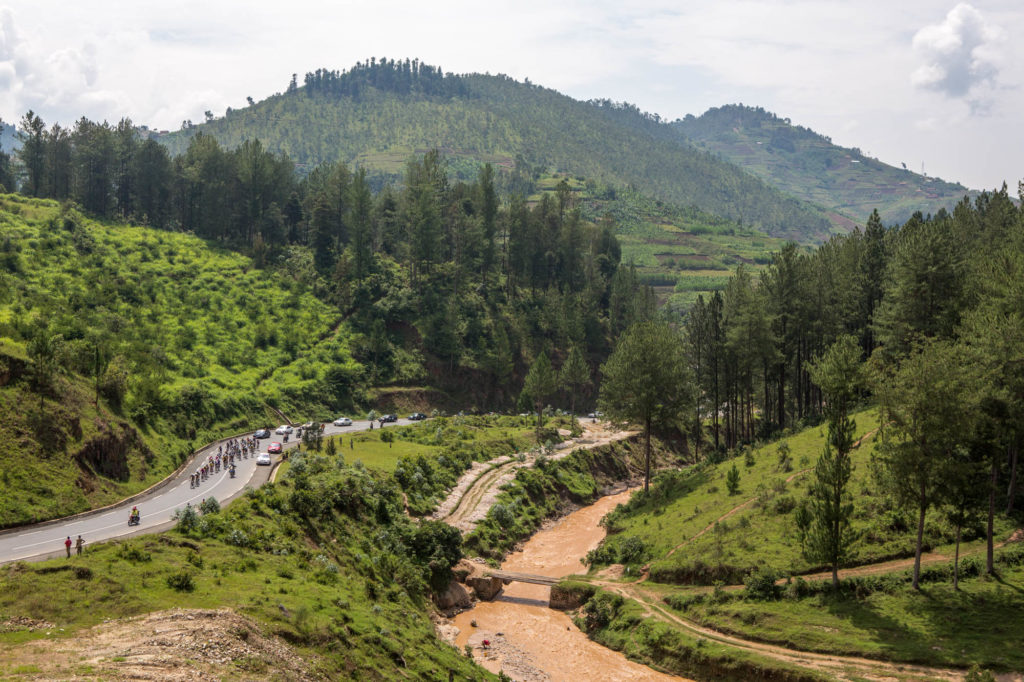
[64,536,72,558]
[75,535,84,556]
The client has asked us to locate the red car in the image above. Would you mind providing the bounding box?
[267,442,282,454]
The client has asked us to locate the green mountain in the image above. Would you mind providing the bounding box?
[159,60,834,242]
[673,104,977,226]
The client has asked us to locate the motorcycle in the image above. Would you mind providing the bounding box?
[128,512,141,526]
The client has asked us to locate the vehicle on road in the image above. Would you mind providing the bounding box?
[128,508,140,526]
[378,414,398,423]
[267,442,282,454]
[408,412,426,421]
[333,417,353,427]
[254,428,271,439]
[301,421,317,429]
[256,452,272,466]
[275,424,293,435]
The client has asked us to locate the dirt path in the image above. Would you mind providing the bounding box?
[599,581,963,682]
[434,421,637,534]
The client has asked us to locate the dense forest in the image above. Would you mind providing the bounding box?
[680,187,1023,583]
[0,109,654,412]
[158,59,833,241]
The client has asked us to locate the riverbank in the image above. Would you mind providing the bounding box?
[450,488,686,681]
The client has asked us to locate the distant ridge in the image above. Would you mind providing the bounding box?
[159,59,834,242]
[673,104,977,226]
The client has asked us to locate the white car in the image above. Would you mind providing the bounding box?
[256,452,272,466]
[333,417,352,427]
[275,424,293,435]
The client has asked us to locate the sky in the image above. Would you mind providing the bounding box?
[0,0,1020,192]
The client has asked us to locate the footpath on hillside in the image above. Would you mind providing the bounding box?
[433,421,637,533]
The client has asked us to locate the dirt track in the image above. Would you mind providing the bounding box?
[434,421,637,533]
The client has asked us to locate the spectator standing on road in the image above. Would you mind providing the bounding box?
[75,535,84,555]
[64,536,72,558]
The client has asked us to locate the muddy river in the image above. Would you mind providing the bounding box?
[452,489,687,681]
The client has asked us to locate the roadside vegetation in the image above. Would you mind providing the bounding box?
[0,452,491,680]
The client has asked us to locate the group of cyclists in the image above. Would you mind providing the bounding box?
[189,436,257,488]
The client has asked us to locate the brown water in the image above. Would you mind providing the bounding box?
[453,489,686,681]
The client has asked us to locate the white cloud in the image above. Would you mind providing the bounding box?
[911,4,1002,104]
[0,0,1020,190]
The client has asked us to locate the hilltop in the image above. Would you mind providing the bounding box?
[674,104,977,226]
[158,60,834,242]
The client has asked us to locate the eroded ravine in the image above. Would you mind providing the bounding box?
[451,489,687,681]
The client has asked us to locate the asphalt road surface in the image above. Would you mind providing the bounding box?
[0,417,419,564]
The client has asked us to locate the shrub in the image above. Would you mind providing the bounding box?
[582,592,623,630]
[173,504,200,534]
[166,571,195,592]
[726,464,740,495]
[744,566,780,600]
[199,497,220,515]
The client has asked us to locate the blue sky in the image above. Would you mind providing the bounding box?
[0,0,1020,193]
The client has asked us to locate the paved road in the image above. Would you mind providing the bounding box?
[0,417,419,564]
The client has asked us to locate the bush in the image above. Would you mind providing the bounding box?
[199,497,220,515]
[582,592,623,630]
[726,464,740,495]
[173,504,200,534]
[166,571,195,592]
[744,566,780,600]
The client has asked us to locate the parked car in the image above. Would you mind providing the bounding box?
[267,442,283,454]
[256,452,272,466]
[378,414,398,423]
[408,412,427,421]
[333,417,353,427]
[275,424,293,435]
[254,428,271,439]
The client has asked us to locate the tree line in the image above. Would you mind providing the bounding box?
[1,110,654,409]
[675,190,1022,587]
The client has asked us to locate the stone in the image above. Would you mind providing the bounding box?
[467,576,503,601]
[436,580,472,610]
[452,559,480,583]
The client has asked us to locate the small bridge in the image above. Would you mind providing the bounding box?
[483,569,558,586]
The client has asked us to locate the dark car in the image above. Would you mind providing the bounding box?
[378,414,398,423]
[267,441,283,454]
[408,412,427,421]
[254,428,271,439]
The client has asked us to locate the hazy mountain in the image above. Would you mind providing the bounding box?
[673,104,977,227]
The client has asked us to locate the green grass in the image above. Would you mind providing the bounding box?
[577,588,825,682]
[0,195,364,526]
[0,464,493,680]
[662,557,1024,672]
[589,408,1016,584]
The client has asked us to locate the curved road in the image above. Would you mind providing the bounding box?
[0,418,417,564]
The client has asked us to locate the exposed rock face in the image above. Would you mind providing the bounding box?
[548,584,588,610]
[73,422,151,481]
[453,558,481,583]
[436,580,472,610]
[467,576,503,601]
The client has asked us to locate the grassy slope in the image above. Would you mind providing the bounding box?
[674,104,977,227]
[159,73,834,242]
[0,467,492,680]
[573,410,1023,675]
[666,557,1024,671]
[0,196,360,526]
[593,408,1016,582]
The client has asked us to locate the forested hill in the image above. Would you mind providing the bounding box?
[673,104,977,226]
[157,60,834,242]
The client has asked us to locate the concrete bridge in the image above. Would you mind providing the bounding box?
[482,569,558,586]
